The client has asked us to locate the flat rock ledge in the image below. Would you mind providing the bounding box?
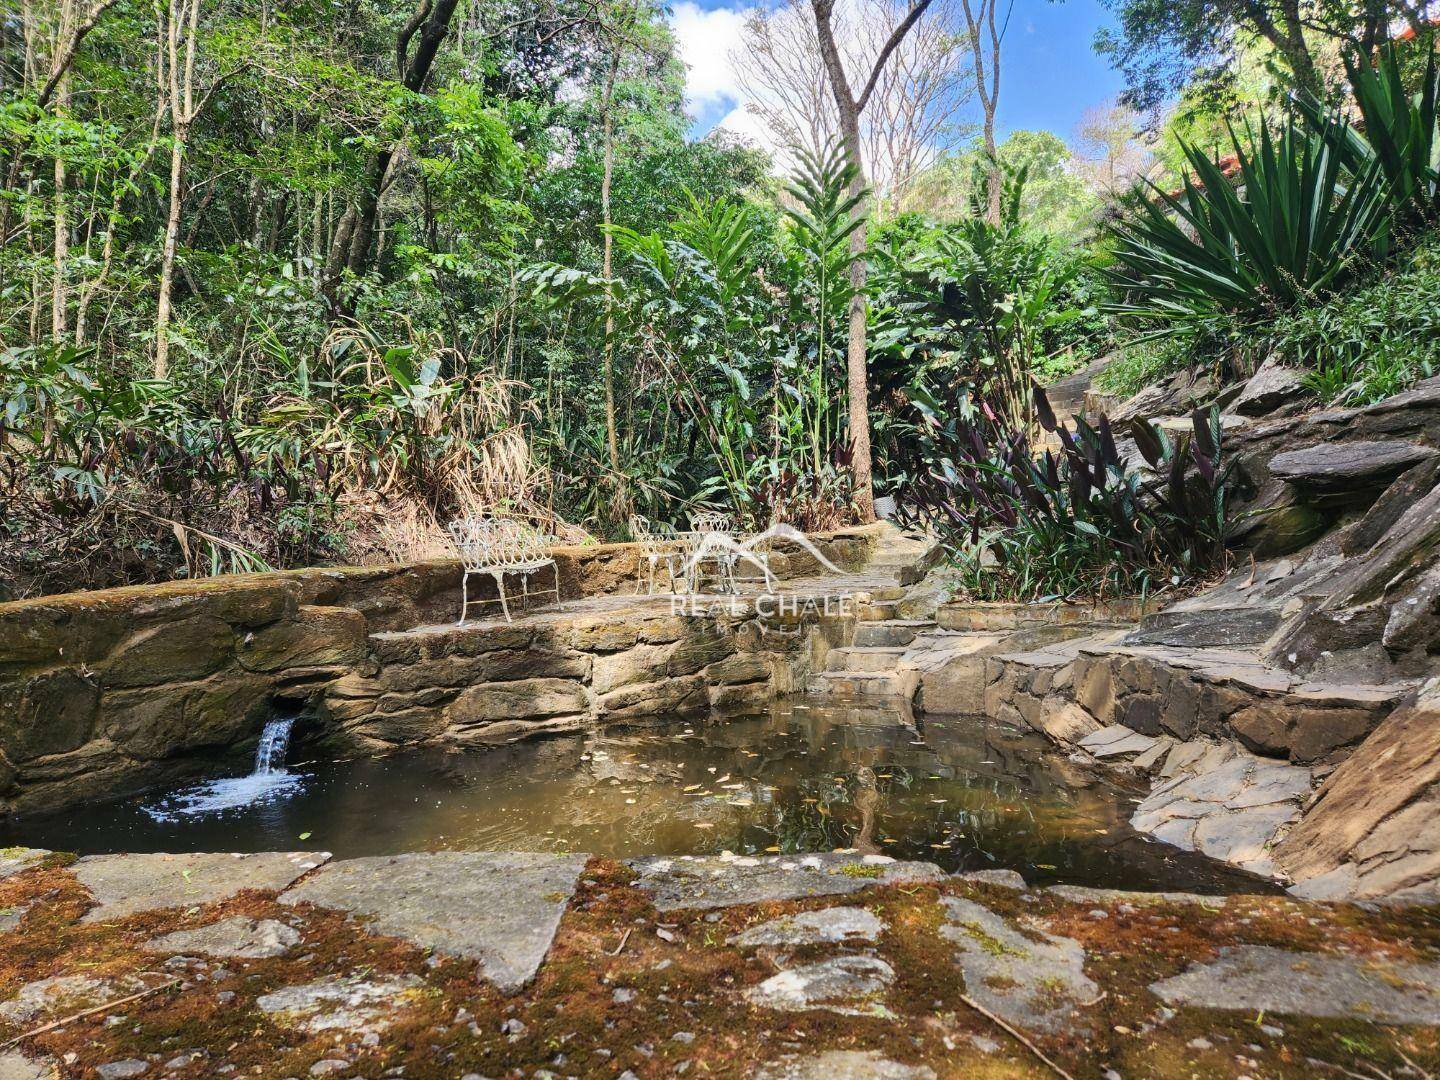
[0,848,50,881]
[74,851,329,923]
[256,974,429,1035]
[743,955,896,1016]
[628,852,943,911]
[279,851,588,992]
[1150,945,1440,1025]
[0,1050,58,1080]
[753,1050,936,1079]
[940,896,1099,1034]
[729,906,884,948]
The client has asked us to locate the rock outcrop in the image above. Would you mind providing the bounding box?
[1275,679,1440,901]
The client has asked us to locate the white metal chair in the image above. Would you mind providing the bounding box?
[447,515,560,624]
[630,514,684,594]
[684,509,739,593]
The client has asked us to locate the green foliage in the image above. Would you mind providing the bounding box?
[522,143,862,534]
[1309,45,1440,235]
[1266,242,1440,405]
[1107,116,1391,328]
[906,131,1101,240]
[1092,336,1196,399]
[896,385,1235,602]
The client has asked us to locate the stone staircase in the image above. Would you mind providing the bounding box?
[806,588,937,699]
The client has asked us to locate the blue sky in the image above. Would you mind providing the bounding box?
[999,0,1127,139]
[672,0,1129,149]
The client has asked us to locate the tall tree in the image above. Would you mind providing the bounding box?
[733,0,972,202]
[809,0,934,521]
[957,0,1008,224]
[321,0,463,316]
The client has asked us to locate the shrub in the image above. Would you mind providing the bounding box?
[896,384,1234,603]
[1091,336,1197,400]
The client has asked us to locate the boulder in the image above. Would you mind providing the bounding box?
[1229,355,1308,417]
[236,605,368,673]
[1124,607,1281,649]
[1270,440,1438,504]
[0,669,99,763]
[448,677,589,724]
[99,615,235,688]
[102,672,272,760]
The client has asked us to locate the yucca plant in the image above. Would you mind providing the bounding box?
[1317,44,1440,232]
[1107,116,1391,328]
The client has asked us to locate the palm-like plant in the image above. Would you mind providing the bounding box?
[1107,116,1392,327]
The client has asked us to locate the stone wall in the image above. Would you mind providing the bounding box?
[319,609,796,753]
[0,526,885,815]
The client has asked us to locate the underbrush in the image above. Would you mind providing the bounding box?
[1265,242,1440,407]
[0,332,547,599]
[1092,336,1197,401]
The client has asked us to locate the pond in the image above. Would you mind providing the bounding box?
[0,699,1273,894]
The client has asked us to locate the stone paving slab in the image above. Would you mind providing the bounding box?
[0,849,49,881]
[0,974,150,1025]
[940,896,1099,1034]
[729,906,884,948]
[743,955,895,1016]
[1044,885,1227,908]
[628,852,943,911]
[144,915,301,959]
[279,851,588,991]
[753,1050,936,1079]
[0,1052,57,1080]
[1150,945,1440,1024]
[74,851,329,923]
[256,974,429,1034]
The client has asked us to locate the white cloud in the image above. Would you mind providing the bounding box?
[670,2,752,115]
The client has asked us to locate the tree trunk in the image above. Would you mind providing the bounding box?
[321,0,458,315]
[811,0,887,523]
[154,119,187,379]
[50,0,77,341]
[838,105,875,522]
[599,48,624,505]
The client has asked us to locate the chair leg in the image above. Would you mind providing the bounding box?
[458,573,469,625]
[492,571,512,622]
[521,572,530,608]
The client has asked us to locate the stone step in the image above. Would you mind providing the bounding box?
[826,646,908,673]
[864,585,909,602]
[805,671,902,697]
[857,599,901,621]
[853,620,936,648]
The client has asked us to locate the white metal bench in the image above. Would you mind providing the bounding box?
[447,515,560,623]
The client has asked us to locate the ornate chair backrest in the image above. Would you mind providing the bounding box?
[447,516,552,570]
[689,509,733,534]
[631,514,680,553]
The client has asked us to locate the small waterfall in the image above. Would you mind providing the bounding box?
[253,716,296,775]
[143,714,303,821]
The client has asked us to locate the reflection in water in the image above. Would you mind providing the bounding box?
[0,700,1275,894]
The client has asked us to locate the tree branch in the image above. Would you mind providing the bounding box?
[857,0,935,113]
[35,0,124,110]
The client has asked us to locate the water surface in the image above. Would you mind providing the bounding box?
[2,700,1272,894]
